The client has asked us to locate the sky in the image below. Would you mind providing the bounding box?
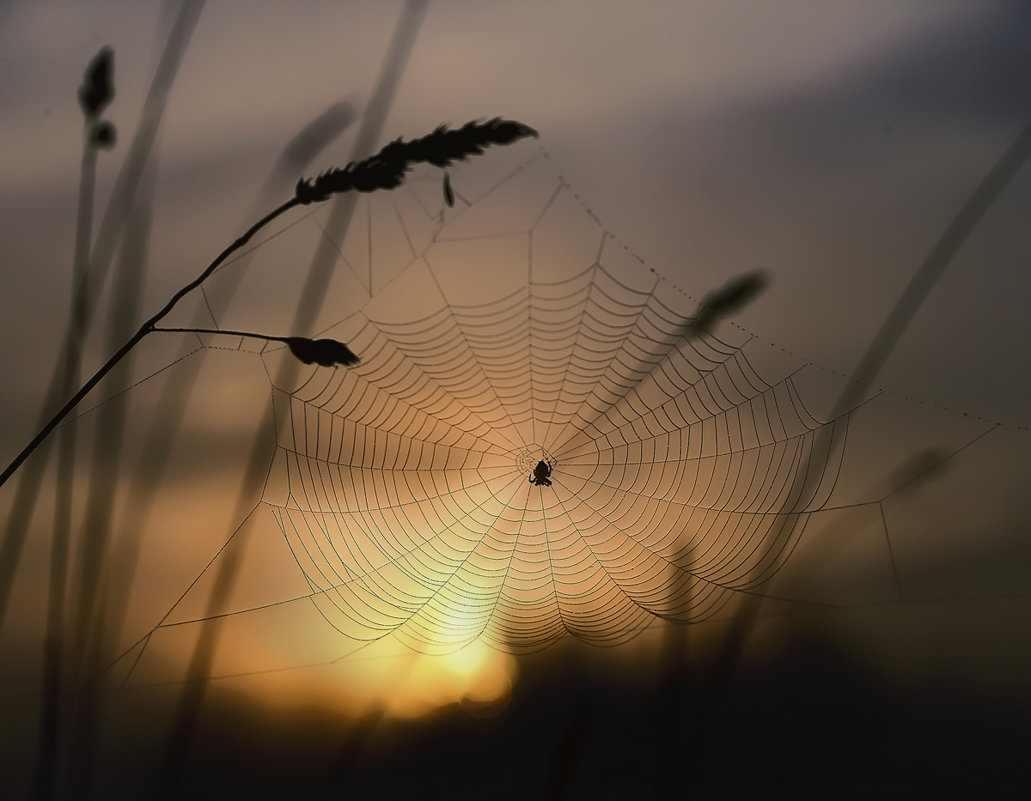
[0,1,1029,797]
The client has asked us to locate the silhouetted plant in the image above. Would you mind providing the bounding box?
[90,121,117,150]
[77,46,114,119]
[33,43,120,801]
[688,270,769,336]
[0,118,537,491]
[284,337,360,367]
[295,118,536,202]
[680,123,1031,794]
[78,47,117,152]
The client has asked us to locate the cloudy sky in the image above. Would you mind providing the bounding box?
[0,1,1029,795]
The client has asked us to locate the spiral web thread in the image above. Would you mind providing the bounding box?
[264,149,850,655]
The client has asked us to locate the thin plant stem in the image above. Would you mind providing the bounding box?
[65,159,158,797]
[32,121,98,801]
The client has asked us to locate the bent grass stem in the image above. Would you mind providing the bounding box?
[0,117,538,492]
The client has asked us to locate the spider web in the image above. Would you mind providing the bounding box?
[261,149,849,655]
[104,140,1027,685]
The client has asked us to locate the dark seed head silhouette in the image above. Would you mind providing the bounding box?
[78,46,115,120]
[688,270,770,336]
[285,337,360,368]
[295,118,538,204]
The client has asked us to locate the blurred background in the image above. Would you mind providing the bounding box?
[0,1,1029,798]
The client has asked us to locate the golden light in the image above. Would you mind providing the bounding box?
[384,637,518,719]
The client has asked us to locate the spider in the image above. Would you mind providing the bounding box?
[529,459,553,487]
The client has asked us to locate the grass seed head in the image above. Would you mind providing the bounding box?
[295,117,538,204]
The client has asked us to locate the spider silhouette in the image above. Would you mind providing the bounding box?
[529,459,553,487]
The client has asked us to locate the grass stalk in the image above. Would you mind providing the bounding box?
[64,162,156,797]
[32,118,98,801]
[681,120,1031,798]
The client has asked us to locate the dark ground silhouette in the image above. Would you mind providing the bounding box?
[3,621,1025,800]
